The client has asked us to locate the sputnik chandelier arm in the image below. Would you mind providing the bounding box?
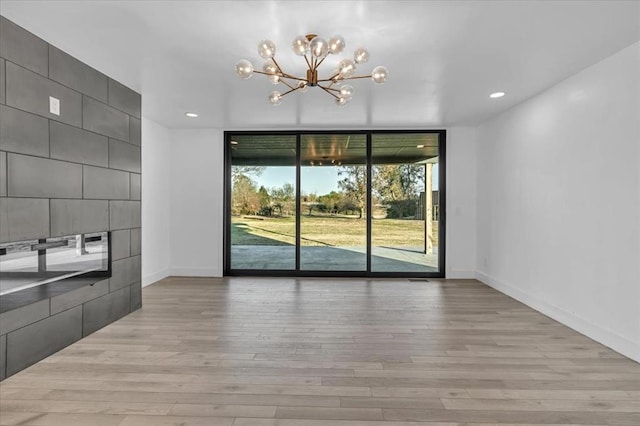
[235,34,388,106]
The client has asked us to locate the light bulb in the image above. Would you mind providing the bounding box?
[328,35,345,54]
[263,60,277,74]
[335,96,349,106]
[337,59,356,78]
[269,91,282,106]
[262,60,280,84]
[235,59,254,79]
[258,40,276,59]
[339,85,353,101]
[297,81,308,93]
[354,47,369,64]
[291,35,309,56]
[268,74,280,84]
[309,37,328,57]
[371,65,388,84]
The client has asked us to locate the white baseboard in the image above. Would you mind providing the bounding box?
[169,267,222,277]
[476,271,640,363]
[445,269,476,279]
[142,269,170,287]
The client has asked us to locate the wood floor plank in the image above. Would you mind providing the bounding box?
[0,276,638,426]
[119,415,235,426]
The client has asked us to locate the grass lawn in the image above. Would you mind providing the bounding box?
[232,214,438,248]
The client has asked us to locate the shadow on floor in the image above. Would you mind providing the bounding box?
[230,245,438,273]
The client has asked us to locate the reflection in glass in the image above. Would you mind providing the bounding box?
[0,232,110,296]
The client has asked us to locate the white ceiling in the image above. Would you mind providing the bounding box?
[2,1,639,129]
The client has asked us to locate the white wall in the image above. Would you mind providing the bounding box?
[445,127,477,278]
[169,129,224,277]
[165,127,476,279]
[141,117,172,286]
[476,42,640,362]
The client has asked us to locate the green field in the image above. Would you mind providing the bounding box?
[232,215,438,247]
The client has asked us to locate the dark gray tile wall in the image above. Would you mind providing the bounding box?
[110,255,141,292]
[6,306,83,376]
[82,286,130,336]
[83,165,130,200]
[130,173,141,200]
[0,299,49,336]
[129,117,141,146]
[109,138,140,172]
[50,199,109,236]
[110,200,141,230]
[0,334,6,381]
[111,229,131,261]
[0,16,142,380]
[50,279,109,315]
[0,197,50,243]
[108,79,141,118]
[130,228,142,256]
[0,16,48,76]
[50,121,108,167]
[83,96,129,142]
[0,151,5,196]
[7,153,83,198]
[49,46,108,103]
[6,61,82,127]
[0,104,49,157]
[130,282,142,311]
[0,59,5,104]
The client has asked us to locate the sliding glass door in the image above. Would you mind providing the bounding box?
[371,133,440,273]
[228,134,297,270]
[225,130,445,277]
[300,134,367,271]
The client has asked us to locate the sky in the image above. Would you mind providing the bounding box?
[255,164,439,195]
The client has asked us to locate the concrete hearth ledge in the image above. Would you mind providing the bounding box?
[0,276,103,314]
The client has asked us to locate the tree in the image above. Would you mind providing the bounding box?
[302,192,319,216]
[373,164,423,201]
[257,186,272,216]
[231,165,265,181]
[232,174,260,215]
[338,196,360,216]
[271,183,295,215]
[318,191,342,214]
[338,166,367,218]
[373,164,424,218]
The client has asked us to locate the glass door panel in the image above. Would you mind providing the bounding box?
[371,133,440,273]
[229,134,297,270]
[300,134,367,271]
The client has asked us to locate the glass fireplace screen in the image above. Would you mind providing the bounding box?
[0,232,111,296]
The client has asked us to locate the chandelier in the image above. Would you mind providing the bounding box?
[235,34,388,106]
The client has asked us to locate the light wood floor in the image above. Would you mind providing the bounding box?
[1,277,639,425]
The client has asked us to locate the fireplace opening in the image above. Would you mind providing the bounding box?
[0,232,111,296]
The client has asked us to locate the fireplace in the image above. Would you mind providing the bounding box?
[0,232,111,296]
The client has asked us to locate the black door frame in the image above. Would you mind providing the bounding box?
[223,129,446,278]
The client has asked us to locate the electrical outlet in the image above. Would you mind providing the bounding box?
[49,96,60,116]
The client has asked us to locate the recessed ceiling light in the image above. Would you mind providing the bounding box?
[185,112,198,118]
[416,144,425,148]
[230,140,238,145]
[489,92,505,98]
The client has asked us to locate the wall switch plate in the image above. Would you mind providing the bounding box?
[49,96,60,115]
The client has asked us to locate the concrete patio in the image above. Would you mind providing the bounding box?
[230,245,438,272]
